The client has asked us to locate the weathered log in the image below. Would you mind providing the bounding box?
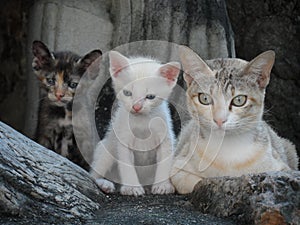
[191,171,300,224]
[0,122,106,221]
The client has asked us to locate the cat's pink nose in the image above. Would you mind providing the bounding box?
[132,103,142,112]
[213,118,227,127]
[55,92,65,100]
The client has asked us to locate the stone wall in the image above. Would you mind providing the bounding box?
[226,0,300,158]
[0,0,31,132]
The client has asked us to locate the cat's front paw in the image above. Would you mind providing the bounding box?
[151,180,175,195]
[120,185,145,196]
[95,178,115,194]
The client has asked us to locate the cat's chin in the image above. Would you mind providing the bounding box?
[129,110,145,115]
[50,100,68,107]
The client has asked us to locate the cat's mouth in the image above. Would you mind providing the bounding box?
[51,99,70,106]
[130,109,143,114]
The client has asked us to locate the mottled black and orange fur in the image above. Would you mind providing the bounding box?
[32,40,101,170]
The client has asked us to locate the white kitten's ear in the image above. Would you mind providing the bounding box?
[179,45,213,87]
[243,50,275,88]
[109,51,130,78]
[159,62,181,86]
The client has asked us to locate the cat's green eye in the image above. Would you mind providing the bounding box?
[198,93,212,105]
[146,94,156,100]
[231,95,247,107]
[69,82,78,89]
[123,90,132,97]
[46,78,55,86]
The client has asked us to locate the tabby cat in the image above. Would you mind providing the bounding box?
[171,46,298,194]
[32,40,102,170]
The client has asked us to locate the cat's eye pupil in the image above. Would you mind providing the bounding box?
[123,90,132,96]
[198,93,212,105]
[46,78,55,85]
[69,82,78,88]
[231,95,247,107]
[146,94,156,100]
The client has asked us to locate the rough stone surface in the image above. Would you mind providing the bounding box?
[0,122,106,220]
[191,171,300,225]
[226,0,300,159]
[92,194,236,225]
[0,1,30,132]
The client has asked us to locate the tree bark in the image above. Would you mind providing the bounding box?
[0,122,106,220]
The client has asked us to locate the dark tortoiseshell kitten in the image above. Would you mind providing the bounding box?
[32,40,102,170]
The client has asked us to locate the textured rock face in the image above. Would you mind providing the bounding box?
[0,1,29,132]
[0,122,106,220]
[226,0,300,159]
[191,171,300,224]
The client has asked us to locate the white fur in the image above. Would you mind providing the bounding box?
[90,51,180,195]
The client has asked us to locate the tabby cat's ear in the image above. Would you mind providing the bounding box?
[179,45,214,87]
[32,40,54,71]
[78,49,102,70]
[109,51,130,78]
[159,62,181,87]
[242,50,275,89]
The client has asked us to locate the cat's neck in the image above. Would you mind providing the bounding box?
[199,119,261,141]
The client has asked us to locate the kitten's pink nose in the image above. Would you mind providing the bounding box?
[213,118,227,127]
[132,103,143,112]
[55,92,65,100]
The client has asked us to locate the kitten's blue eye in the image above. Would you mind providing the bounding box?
[231,95,247,107]
[198,93,212,105]
[46,78,55,86]
[69,82,78,88]
[123,90,132,96]
[146,94,156,100]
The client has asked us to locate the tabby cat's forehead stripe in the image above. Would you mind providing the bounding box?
[56,71,64,86]
[212,68,234,95]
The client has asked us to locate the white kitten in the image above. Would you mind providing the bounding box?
[90,51,180,196]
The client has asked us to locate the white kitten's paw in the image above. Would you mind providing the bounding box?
[120,185,145,196]
[151,180,175,195]
[95,178,115,194]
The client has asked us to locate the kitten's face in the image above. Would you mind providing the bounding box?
[109,51,180,115]
[32,41,101,107]
[180,46,275,134]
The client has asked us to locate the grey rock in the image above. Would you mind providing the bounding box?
[191,171,300,224]
[0,121,106,220]
[226,0,300,159]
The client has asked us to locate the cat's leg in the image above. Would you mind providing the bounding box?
[170,159,202,194]
[118,145,145,196]
[151,139,175,195]
[90,142,116,193]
